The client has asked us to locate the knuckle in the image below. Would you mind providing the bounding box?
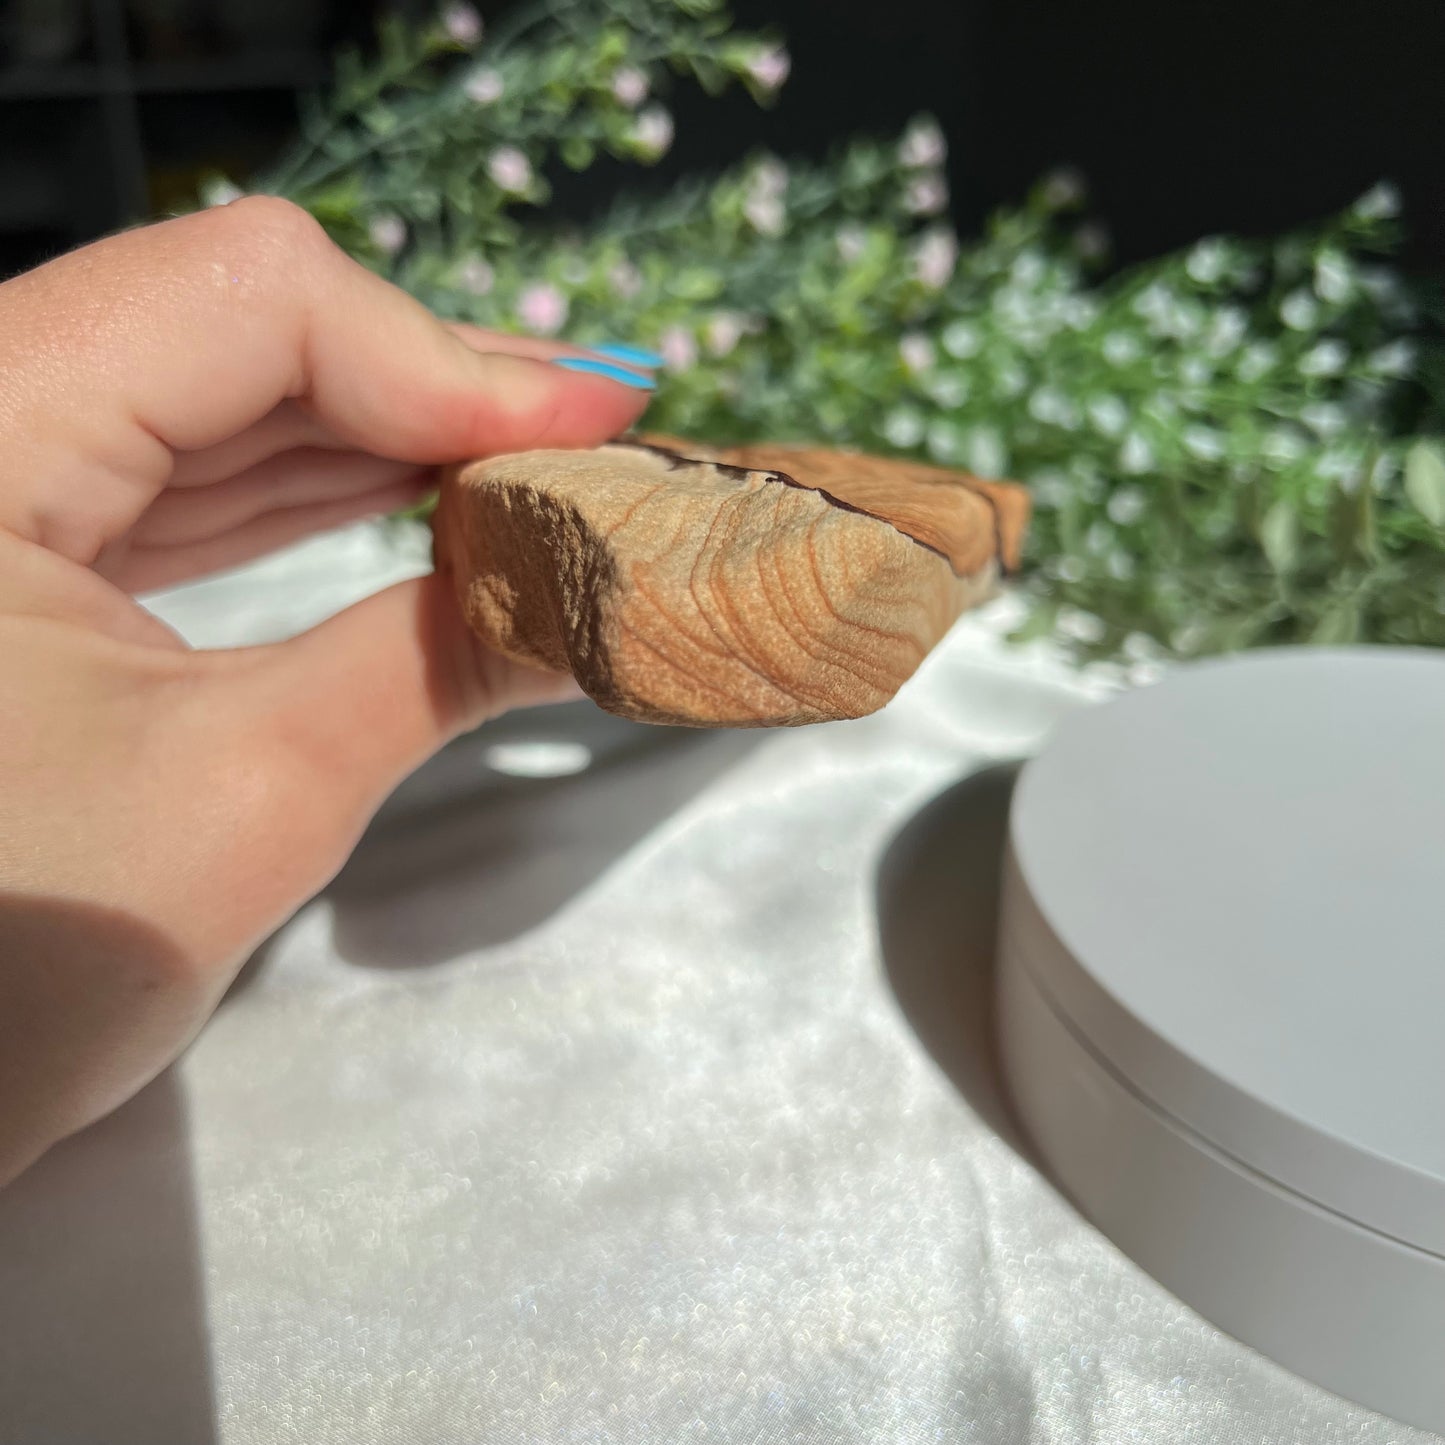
[205,194,330,273]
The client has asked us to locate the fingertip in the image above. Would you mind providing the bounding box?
[445,352,653,457]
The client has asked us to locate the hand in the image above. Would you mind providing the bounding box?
[0,197,655,1185]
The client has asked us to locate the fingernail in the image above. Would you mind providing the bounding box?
[591,343,665,369]
[552,356,657,390]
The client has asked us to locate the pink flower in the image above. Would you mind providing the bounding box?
[630,106,674,159]
[611,67,649,109]
[457,257,494,295]
[517,283,569,336]
[442,3,482,46]
[746,45,791,92]
[1075,223,1110,261]
[912,227,958,289]
[751,157,788,197]
[705,312,745,357]
[608,260,643,299]
[1041,167,1085,210]
[744,192,785,237]
[899,119,947,169]
[899,333,935,373]
[368,214,406,255]
[659,326,697,372]
[464,67,504,104]
[487,146,532,193]
[905,173,949,216]
[835,225,868,265]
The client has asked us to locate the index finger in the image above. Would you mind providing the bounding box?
[0,197,651,564]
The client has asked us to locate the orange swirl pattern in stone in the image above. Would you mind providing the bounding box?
[433,438,1029,728]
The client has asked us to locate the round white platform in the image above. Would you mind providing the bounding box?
[997,647,1445,1434]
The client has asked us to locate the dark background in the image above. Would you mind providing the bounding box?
[1,0,1441,281]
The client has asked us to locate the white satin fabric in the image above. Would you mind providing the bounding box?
[0,521,1432,1445]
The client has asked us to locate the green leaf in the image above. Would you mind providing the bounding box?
[1328,466,1379,564]
[1310,596,1362,645]
[560,137,596,170]
[1404,441,1445,528]
[1259,500,1299,575]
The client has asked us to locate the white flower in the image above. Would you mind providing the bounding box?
[202,177,244,207]
[487,146,532,193]
[746,45,791,91]
[882,407,925,449]
[1040,167,1084,210]
[1302,402,1346,437]
[1369,339,1414,377]
[967,427,1006,478]
[1313,249,1353,304]
[744,192,785,237]
[1261,428,1306,465]
[457,257,494,295]
[941,320,980,359]
[517,282,568,336]
[1352,181,1400,221]
[899,333,935,373]
[1101,331,1140,366]
[926,420,964,463]
[925,370,969,407]
[1123,631,1160,664]
[368,214,406,255]
[751,157,789,197]
[608,260,643,300]
[1182,425,1224,461]
[1087,395,1128,437]
[1205,306,1248,356]
[905,173,948,216]
[835,224,869,265]
[1107,487,1146,525]
[1299,340,1348,377]
[1119,432,1154,474]
[1279,289,1319,330]
[1179,356,1211,387]
[659,326,697,372]
[993,360,1027,398]
[1237,341,1277,381]
[1030,473,1071,509]
[1057,607,1107,644]
[1027,387,1077,428]
[630,106,674,159]
[1316,447,1360,482]
[611,66,649,109]
[705,312,745,357]
[464,66,504,104]
[911,227,958,289]
[1185,238,1228,285]
[898,119,947,169]
[442,3,482,46]
[1132,281,1174,323]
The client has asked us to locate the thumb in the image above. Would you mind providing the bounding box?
[229,571,576,860]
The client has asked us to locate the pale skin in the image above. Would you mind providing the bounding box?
[0,197,653,1187]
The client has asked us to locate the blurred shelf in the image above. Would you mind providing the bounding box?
[0,52,325,100]
[0,62,103,98]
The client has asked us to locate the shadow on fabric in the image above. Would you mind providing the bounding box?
[875,760,1036,1161]
[0,1068,215,1445]
[326,700,763,969]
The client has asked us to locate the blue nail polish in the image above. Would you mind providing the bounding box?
[552,356,657,390]
[591,343,665,369]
